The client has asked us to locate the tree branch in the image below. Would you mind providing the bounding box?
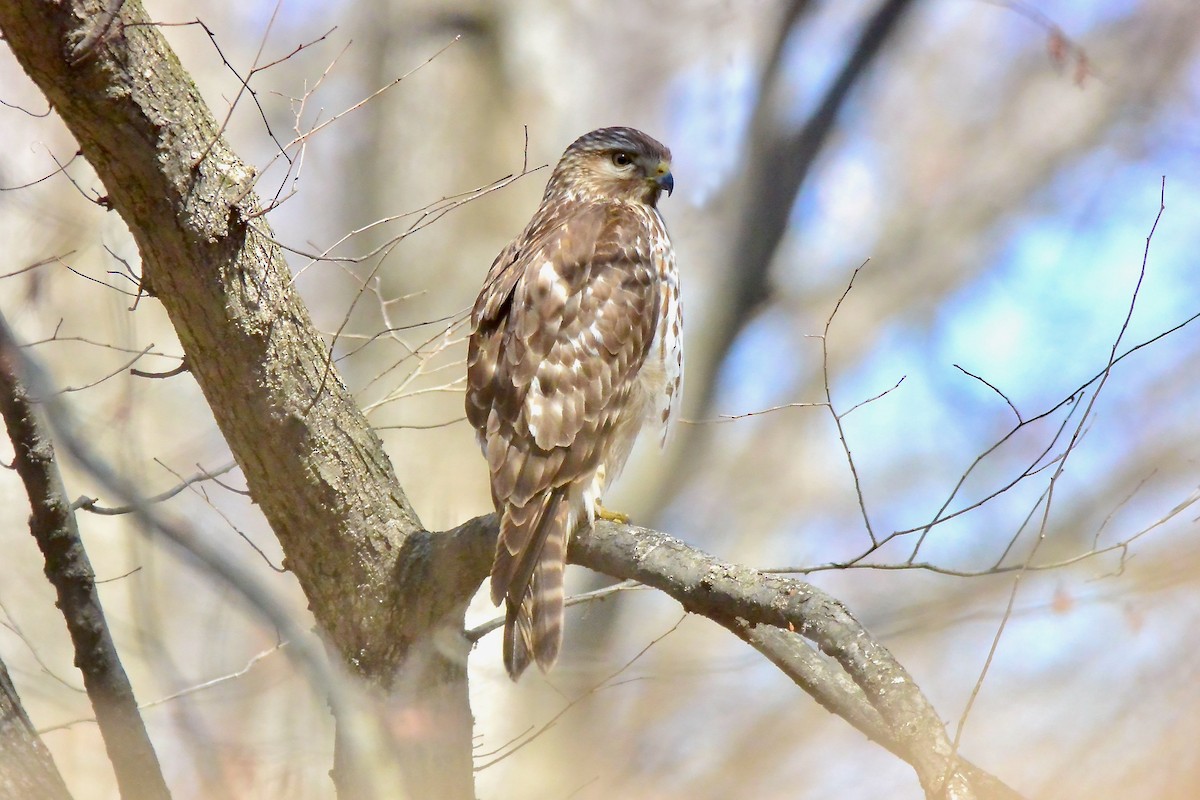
[0,315,171,800]
[3,323,408,800]
[445,515,1023,799]
[575,521,1020,799]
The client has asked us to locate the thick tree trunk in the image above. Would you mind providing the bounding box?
[0,1,477,796]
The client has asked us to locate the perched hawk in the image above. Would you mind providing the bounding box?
[466,127,682,680]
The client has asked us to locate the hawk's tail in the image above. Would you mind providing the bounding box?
[492,487,574,680]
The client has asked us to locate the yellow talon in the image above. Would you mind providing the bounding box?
[595,504,630,524]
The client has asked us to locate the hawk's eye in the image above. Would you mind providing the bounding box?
[612,152,634,168]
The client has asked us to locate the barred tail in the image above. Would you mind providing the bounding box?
[493,488,573,680]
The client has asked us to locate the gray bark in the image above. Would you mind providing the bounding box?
[0,657,74,800]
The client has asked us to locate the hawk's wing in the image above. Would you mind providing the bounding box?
[466,201,661,676]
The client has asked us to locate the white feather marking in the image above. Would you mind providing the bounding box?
[526,398,542,439]
[533,260,570,319]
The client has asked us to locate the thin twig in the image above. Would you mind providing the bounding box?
[39,642,287,731]
[466,580,643,642]
[155,460,285,572]
[953,363,1023,423]
[473,614,685,771]
[75,461,238,515]
[0,151,83,191]
[823,259,879,546]
[947,176,1168,777]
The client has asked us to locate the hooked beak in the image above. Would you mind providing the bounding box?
[657,171,675,196]
[652,160,674,197]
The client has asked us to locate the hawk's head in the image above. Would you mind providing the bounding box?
[545,127,674,207]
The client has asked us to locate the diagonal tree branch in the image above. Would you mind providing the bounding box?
[743,623,1024,798]
[0,317,171,799]
[445,515,1023,799]
[574,521,1021,799]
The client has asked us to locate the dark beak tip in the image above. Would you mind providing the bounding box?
[660,172,675,197]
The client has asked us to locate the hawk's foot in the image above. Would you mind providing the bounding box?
[595,504,631,525]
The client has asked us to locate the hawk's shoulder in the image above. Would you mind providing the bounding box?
[471,199,656,331]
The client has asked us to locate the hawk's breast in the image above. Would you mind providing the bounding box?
[640,207,683,446]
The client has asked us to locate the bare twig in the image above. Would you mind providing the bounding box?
[0,252,75,281]
[130,361,189,379]
[465,579,643,643]
[140,642,286,710]
[373,417,465,432]
[764,483,1199,579]
[259,167,540,271]
[24,324,178,361]
[682,400,827,424]
[46,147,109,208]
[190,4,292,168]
[0,151,83,191]
[38,642,287,732]
[473,615,686,771]
[0,95,52,117]
[0,596,85,691]
[155,460,285,572]
[57,255,140,297]
[59,345,154,392]
[233,34,464,214]
[822,260,881,546]
[948,177,1169,775]
[953,363,1023,423]
[75,461,238,515]
[96,566,143,584]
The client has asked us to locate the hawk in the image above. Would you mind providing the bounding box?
[466,127,682,680]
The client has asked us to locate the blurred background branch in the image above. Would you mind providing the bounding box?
[0,313,170,800]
